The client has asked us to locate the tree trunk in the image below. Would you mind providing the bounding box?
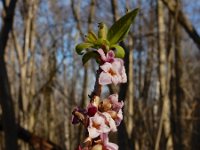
[0,0,18,149]
[127,42,134,140]
[155,0,173,149]
[162,0,200,50]
[173,1,184,148]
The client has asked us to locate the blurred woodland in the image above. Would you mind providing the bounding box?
[0,0,200,150]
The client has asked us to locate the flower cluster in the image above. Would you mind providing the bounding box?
[72,49,127,150]
[98,49,127,85]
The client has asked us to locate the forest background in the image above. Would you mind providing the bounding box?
[0,0,200,150]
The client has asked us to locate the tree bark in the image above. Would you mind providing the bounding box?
[191,98,200,150]
[0,0,18,149]
[155,0,173,149]
[173,1,184,148]
[127,42,134,139]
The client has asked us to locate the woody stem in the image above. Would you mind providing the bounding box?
[90,67,102,102]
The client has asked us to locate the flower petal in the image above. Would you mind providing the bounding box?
[108,94,124,112]
[106,51,115,62]
[97,49,107,61]
[88,127,100,138]
[115,109,123,126]
[100,62,112,72]
[88,113,111,139]
[121,66,127,83]
[102,112,117,132]
[99,72,112,85]
[99,58,127,85]
[108,94,118,102]
[111,58,122,71]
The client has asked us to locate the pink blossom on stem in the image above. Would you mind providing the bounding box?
[107,94,123,126]
[108,94,124,112]
[99,59,127,85]
[97,49,115,63]
[101,112,117,132]
[88,113,110,138]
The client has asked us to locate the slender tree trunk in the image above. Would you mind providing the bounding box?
[167,10,178,150]
[173,1,184,148]
[191,98,200,149]
[43,49,57,139]
[0,0,18,149]
[21,0,32,114]
[12,2,38,149]
[155,0,173,149]
[26,0,38,132]
[127,42,134,140]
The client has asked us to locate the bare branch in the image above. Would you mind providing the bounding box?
[162,0,200,50]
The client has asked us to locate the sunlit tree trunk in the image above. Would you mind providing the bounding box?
[14,1,38,136]
[21,0,32,114]
[26,0,38,133]
[155,0,173,149]
[127,40,134,140]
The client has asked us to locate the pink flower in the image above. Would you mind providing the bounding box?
[107,94,124,126]
[99,59,127,85]
[88,113,110,138]
[102,112,117,132]
[100,133,118,150]
[97,49,115,63]
[108,94,124,112]
[87,112,117,139]
[114,109,123,126]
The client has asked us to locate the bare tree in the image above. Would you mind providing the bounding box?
[162,0,200,50]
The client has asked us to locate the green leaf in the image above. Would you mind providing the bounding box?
[85,31,98,43]
[111,44,125,58]
[107,8,139,45]
[82,51,98,65]
[75,42,94,55]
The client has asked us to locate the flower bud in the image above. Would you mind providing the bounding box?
[98,99,112,112]
[87,105,97,117]
[98,23,107,40]
[107,110,118,120]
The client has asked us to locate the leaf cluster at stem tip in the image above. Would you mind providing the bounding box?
[75,8,139,65]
